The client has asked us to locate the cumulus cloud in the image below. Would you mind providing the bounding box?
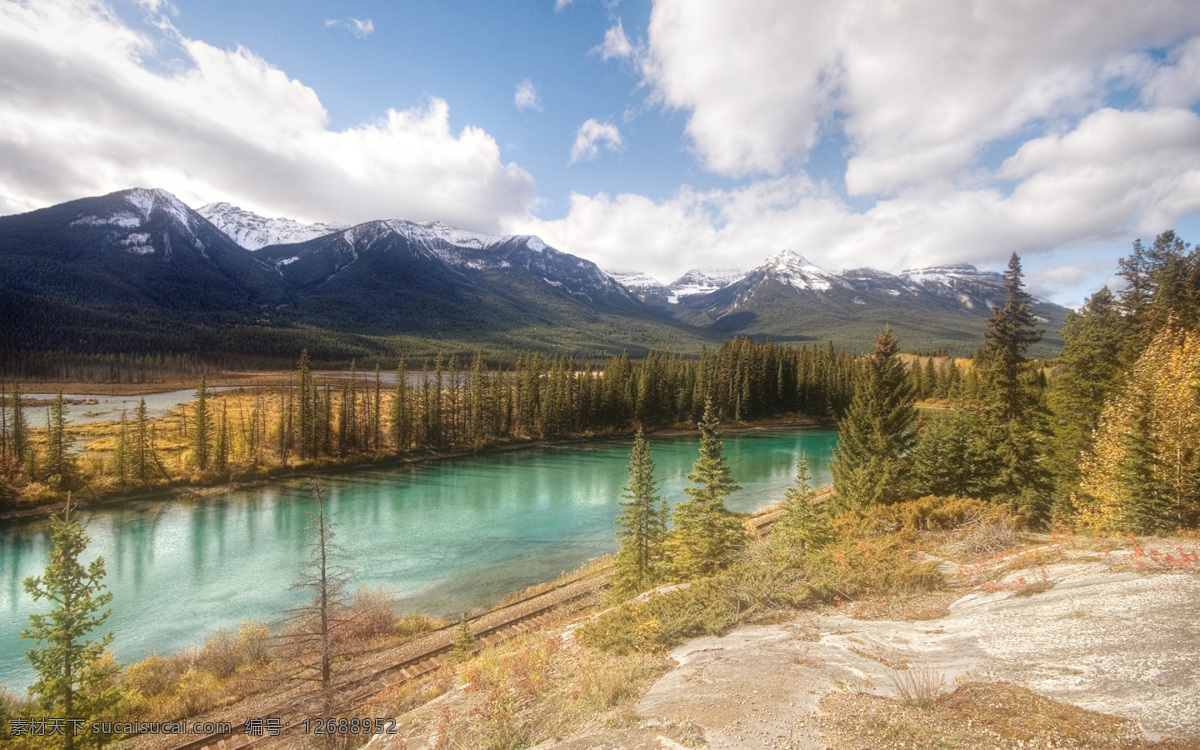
[325,17,374,38]
[555,0,576,10]
[594,19,635,61]
[514,107,1200,283]
[569,119,623,163]
[514,79,541,112]
[0,0,533,228]
[641,0,1200,193]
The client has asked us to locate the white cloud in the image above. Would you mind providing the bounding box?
[569,119,623,163]
[1142,34,1200,107]
[555,0,576,10]
[514,79,541,112]
[641,0,1200,193]
[594,19,634,61]
[325,17,374,38]
[0,0,533,229]
[514,107,1200,283]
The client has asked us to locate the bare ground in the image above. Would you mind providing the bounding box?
[528,543,1200,749]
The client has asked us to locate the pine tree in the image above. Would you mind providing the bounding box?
[770,458,833,559]
[132,399,149,483]
[45,391,75,487]
[113,411,129,486]
[22,497,122,749]
[191,377,211,471]
[830,328,916,510]
[612,429,668,597]
[9,382,26,476]
[1047,287,1123,501]
[297,350,316,460]
[972,253,1051,520]
[666,400,749,579]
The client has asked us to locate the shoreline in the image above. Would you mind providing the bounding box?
[0,416,826,524]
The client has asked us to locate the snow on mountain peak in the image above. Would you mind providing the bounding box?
[762,249,838,292]
[198,202,347,250]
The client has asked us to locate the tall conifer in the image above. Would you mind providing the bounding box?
[612,429,668,596]
[666,399,748,579]
[830,328,916,509]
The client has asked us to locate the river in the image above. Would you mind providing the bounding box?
[0,427,837,690]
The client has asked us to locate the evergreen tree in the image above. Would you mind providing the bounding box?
[972,253,1051,520]
[22,498,121,749]
[132,399,149,483]
[9,382,26,476]
[910,410,989,498]
[191,377,211,471]
[297,350,316,460]
[45,392,75,487]
[612,429,668,597]
[830,328,916,510]
[1078,323,1200,533]
[113,411,129,487]
[666,400,749,579]
[770,458,833,559]
[1047,287,1124,501]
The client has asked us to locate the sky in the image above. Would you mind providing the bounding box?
[2,0,1200,307]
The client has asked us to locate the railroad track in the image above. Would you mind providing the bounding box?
[148,496,830,750]
[153,569,609,750]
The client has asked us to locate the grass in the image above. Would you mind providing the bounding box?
[394,629,674,750]
[814,682,1200,749]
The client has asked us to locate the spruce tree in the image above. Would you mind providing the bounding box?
[45,392,75,487]
[830,328,916,510]
[770,458,833,559]
[612,429,667,597]
[191,377,211,471]
[972,253,1051,520]
[22,497,121,749]
[132,399,149,483]
[9,382,26,476]
[666,399,749,579]
[1047,287,1123,501]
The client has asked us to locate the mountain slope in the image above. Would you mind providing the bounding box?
[671,251,1068,355]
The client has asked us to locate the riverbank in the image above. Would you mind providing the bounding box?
[0,411,825,523]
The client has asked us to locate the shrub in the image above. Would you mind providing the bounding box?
[830,495,1017,540]
[342,585,401,641]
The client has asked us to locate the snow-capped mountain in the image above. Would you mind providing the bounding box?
[612,267,743,308]
[197,202,348,250]
[667,268,744,301]
[609,271,672,297]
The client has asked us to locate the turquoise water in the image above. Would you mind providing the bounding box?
[0,428,836,691]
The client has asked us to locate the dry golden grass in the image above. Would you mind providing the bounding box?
[815,682,1199,749]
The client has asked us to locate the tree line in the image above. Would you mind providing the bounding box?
[0,339,859,507]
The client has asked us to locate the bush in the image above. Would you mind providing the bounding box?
[342,586,401,641]
[830,495,1017,540]
[123,652,183,699]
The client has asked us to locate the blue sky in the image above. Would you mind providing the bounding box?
[3,0,1200,307]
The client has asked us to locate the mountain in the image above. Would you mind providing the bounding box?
[0,190,1070,361]
[254,218,653,337]
[0,190,707,360]
[669,250,1068,355]
[197,202,348,250]
[611,267,743,314]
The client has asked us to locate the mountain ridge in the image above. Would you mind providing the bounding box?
[1,189,1069,359]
